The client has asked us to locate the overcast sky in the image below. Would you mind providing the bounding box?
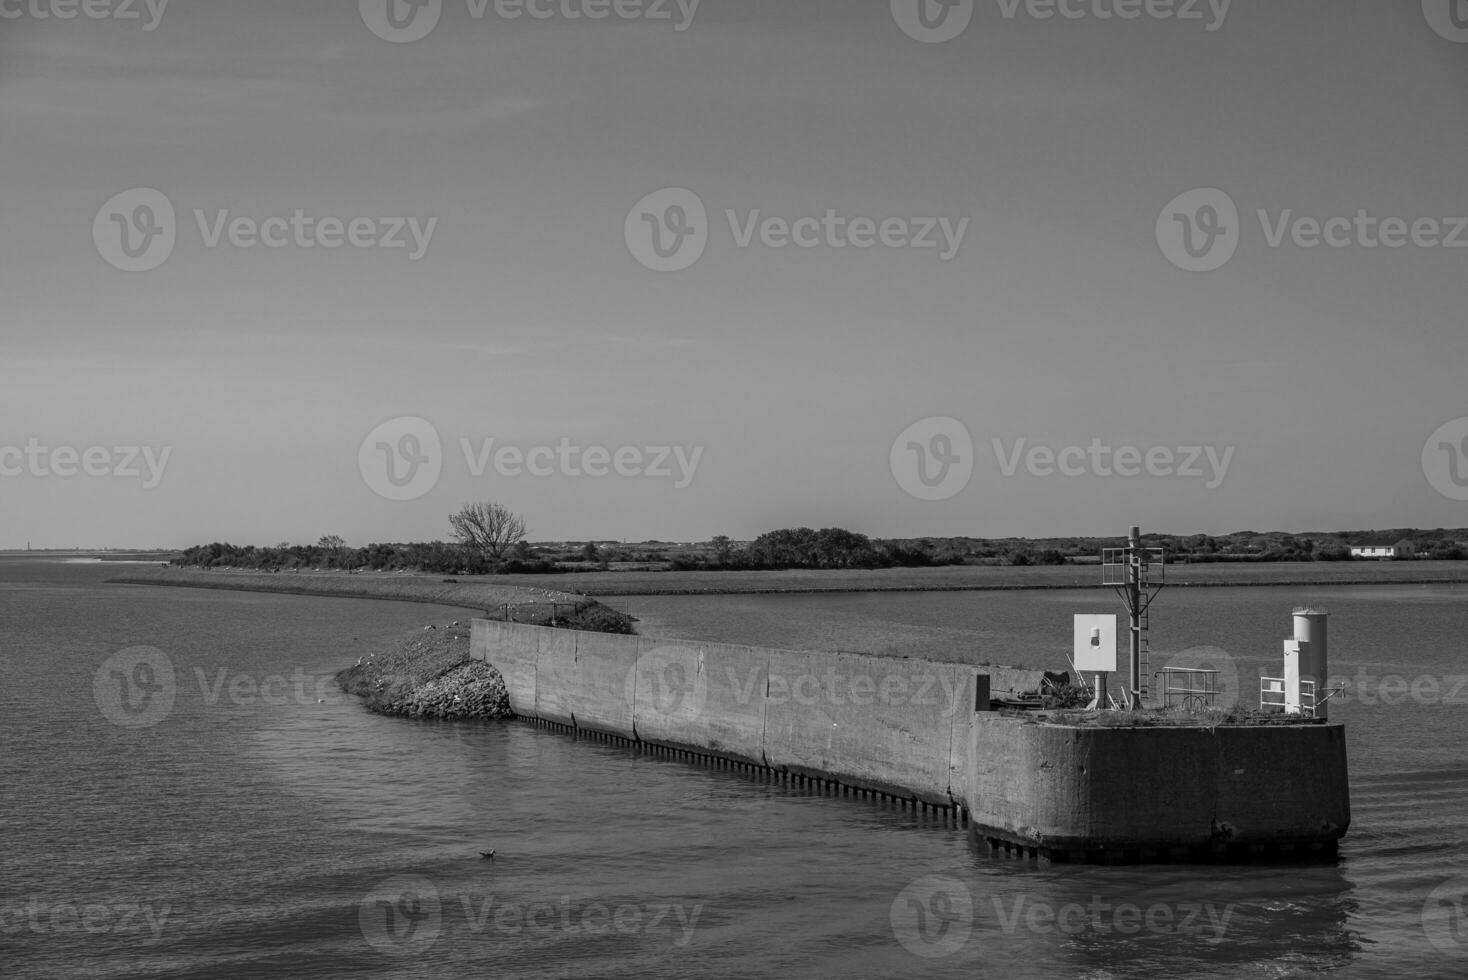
[2,0,1466,548]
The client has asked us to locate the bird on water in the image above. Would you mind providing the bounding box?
[479,850,496,860]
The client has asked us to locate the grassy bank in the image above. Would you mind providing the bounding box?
[334,622,513,721]
[491,560,1468,596]
[108,565,616,624]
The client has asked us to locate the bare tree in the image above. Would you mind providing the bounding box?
[449,502,527,562]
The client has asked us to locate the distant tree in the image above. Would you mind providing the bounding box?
[1430,539,1466,560]
[581,542,602,563]
[510,540,533,561]
[449,502,527,562]
[710,535,734,566]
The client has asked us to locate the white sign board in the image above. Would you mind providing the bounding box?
[1073,615,1118,673]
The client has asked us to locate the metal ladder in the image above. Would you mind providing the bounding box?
[1139,602,1151,703]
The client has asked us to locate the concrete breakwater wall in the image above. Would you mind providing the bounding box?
[471,619,1046,807]
[967,716,1350,859]
[472,620,1351,860]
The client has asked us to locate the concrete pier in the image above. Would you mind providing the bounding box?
[472,619,1350,863]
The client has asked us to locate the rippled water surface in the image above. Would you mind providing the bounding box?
[4,560,1467,978]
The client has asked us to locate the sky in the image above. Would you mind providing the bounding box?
[2,0,1466,548]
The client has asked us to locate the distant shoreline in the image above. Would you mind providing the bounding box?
[109,560,1468,602]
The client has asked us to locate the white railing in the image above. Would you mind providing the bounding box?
[1156,667,1220,711]
[1261,677,1317,717]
